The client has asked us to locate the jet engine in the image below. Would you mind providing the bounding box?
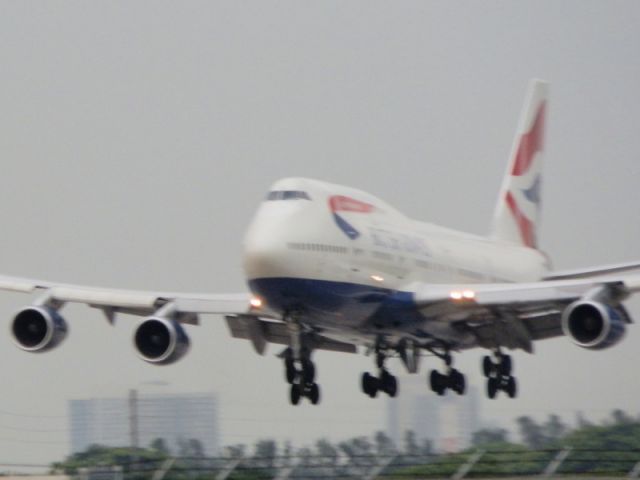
[11,306,68,352]
[561,300,627,350]
[133,316,190,365]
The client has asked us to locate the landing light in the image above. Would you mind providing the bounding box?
[250,297,263,309]
[371,275,384,282]
[450,290,476,301]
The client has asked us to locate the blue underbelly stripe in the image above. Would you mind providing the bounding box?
[248,277,422,327]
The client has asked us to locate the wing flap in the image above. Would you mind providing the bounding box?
[466,317,531,352]
[225,315,357,354]
[521,312,564,340]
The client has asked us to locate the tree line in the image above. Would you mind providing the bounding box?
[50,409,640,479]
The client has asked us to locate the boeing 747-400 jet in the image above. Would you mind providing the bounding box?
[5,80,640,405]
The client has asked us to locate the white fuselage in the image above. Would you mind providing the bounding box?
[243,178,549,329]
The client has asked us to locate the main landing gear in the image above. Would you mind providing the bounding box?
[361,351,398,398]
[428,351,466,396]
[284,347,321,406]
[482,352,517,399]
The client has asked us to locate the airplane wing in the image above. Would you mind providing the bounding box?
[0,274,357,360]
[409,273,640,353]
[0,274,252,324]
[543,261,640,281]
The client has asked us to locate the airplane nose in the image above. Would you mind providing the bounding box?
[242,214,293,280]
[242,194,315,281]
[243,241,286,279]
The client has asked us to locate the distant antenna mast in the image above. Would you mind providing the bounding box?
[129,389,139,449]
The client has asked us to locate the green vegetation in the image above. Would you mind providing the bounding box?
[52,410,640,479]
[395,442,554,478]
[391,410,640,478]
[52,444,165,474]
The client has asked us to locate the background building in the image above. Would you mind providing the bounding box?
[387,375,480,452]
[69,391,218,455]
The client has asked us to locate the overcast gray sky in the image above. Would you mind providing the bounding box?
[1,0,640,466]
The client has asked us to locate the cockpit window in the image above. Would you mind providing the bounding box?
[265,190,311,201]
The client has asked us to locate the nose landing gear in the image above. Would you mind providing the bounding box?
[284,347,321,406]
[289,381,320,405]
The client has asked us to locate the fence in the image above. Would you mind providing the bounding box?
[25,449,640,480]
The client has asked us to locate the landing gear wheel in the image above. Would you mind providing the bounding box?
[361,345,400,399]
[290,384,301,405]
[381,371,398,397]
[429,370,438,391]
[481,350,518,399]
[429,370,446,396]
[309,383,320,405]
[506,376,517,398]
[362,372,379,398]
[499,355,512,376]
[361,372,371,394]
[487,377,498,399]
[283,344,321,406]
[482,356,494,377]
[451,369,466,395]
[301,359,315,384]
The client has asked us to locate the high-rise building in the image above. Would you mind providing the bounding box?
[69,392,219,455]
[387,375,480,453]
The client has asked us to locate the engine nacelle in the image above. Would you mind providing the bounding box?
[133,317,190,365]
[11,306,68,352]
[561,300,627,350]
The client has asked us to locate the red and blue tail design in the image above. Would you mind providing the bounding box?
[492,80,548,249]
[329,195,374,239]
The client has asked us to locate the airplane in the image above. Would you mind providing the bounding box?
[5,79,640,406]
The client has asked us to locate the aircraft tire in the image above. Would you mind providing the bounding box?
[301,359,315,384]
[482,356,494,377]
[290,384,301,405]
[451,370,466,395]
[309,383,320,405]
[429,370,446,395]
[506,376,517,398]
[382,372,398,397]
[500,355,512,376]
[362,372,378,397]
[487,377,498,399]
[429,370,438,391]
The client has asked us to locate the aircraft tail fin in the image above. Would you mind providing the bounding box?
[491,79,548,249]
